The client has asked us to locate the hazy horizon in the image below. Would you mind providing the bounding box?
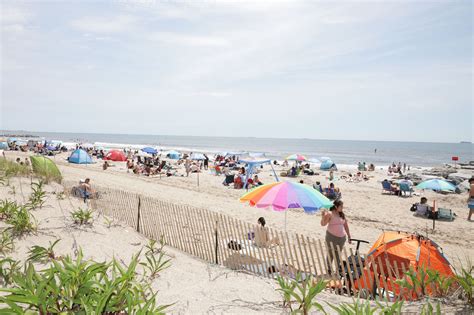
[1,1,472,142]
[1,128,472,145]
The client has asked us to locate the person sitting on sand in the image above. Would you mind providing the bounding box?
[102,161,109,170]
[324,183,341,200]
[368,163,375,171]
[313,181,323,193]
[234,175,243,189]
[79,178,95,202]
[253,175,263,186]
[329,170,334,181]
[254,217,279,248]
[415,197,431,217]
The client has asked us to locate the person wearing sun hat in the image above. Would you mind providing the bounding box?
[468,177,474,221]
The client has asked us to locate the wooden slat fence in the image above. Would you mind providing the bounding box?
[61,180,416,301]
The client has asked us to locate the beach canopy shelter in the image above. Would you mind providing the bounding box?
[141,147,158,154]
[0,142,8,150]
[30,156,62,183]
[240,157,279,188]
[190,153,206,160]
[68,149,93,164]
[104,150,127,162]
[165,150,181,160]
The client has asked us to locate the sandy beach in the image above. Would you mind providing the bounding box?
[6,150,473,268]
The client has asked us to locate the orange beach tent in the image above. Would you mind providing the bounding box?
[354,231,454,299]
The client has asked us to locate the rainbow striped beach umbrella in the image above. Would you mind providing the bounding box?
[285,154,308,161]
[240,182,333,214]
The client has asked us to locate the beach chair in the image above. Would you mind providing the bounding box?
[437,208,454,221]
[381,181,396,195]
[398,183,413,197]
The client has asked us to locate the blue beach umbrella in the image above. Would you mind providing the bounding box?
[416,179,456,192]
[141,147,158,154]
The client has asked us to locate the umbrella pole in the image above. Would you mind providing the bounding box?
[432,200,436,230]
[284,211,287,231]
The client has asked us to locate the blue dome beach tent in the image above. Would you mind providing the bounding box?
[0,142,8,150]
[320,159,336,170]
[68,149,93,164]
[166,150,181,160]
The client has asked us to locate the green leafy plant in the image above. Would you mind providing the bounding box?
[396,265,433,298]
[0,230,14,255]
[5,204,36,236]
[55,191,65,200]
[0,159,29,178]
[425,269,457,297]
[455,260,474,305]
[28,180,47,209]
[420,299,442,315]
[0,257,20,286]
[0,249,172,313]
[328,298,404,315]
[71,208,93,225]
[276,273,326,314]
[140,240,171,280]
[27,239,61,263]
[0,200,19,220]
[103,216,115,228]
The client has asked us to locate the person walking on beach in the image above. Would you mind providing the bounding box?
[468,177,474,221]
[321,200,351,274]
[204,154,209,170]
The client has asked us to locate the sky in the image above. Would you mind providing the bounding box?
[1,0,472,142]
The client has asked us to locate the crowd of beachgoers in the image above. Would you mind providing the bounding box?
[2,136,474,313]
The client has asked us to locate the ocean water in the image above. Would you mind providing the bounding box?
[9,131,474,167]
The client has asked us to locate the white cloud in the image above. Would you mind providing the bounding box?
[70,15,136,33]
[0,6,29,24]
[148,31,230,47]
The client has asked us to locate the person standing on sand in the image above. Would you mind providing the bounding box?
[321,200,351,273]
[204,154,209,170]
[185,158,191,177]
[468,177,474,221]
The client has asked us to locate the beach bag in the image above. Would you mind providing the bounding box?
[227,240,242,251]
[410,203,418,212]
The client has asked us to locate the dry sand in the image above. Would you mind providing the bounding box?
[11,150,472,267]
[2,151,473,313]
